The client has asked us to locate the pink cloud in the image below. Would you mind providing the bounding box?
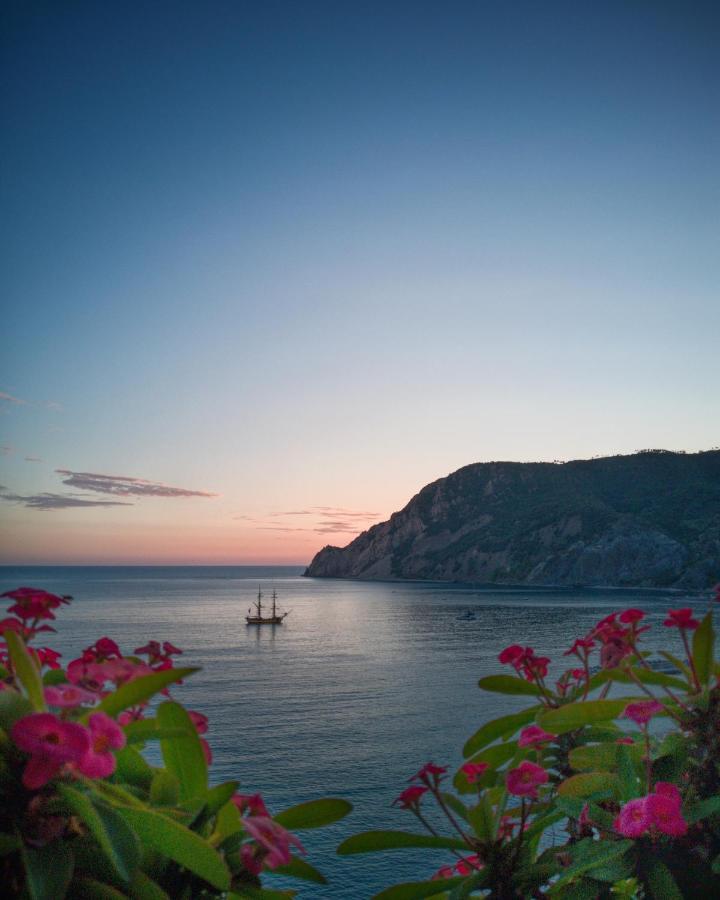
[56,469,218,499]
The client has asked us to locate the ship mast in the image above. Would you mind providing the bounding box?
[256,586,263,616]
[272,589,277,618]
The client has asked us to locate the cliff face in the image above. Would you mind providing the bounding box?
[305,451,720,588]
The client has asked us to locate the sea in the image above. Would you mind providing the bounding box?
[0,566,709,898]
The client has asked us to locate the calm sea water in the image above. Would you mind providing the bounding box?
[0,566,706,898]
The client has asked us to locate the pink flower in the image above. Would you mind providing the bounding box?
[432,865,455,880]
[578,803,591,829]
[242,816,305,870]
[647,782,687,837]
[615,798,651,838]
[393,785,428,808]
[45,684,96,708]
[498,816,515,840]
[8,599,56,621]
[135,640,163,658]
[200,737,212,765]
[506,761,548,799]
[410,762,447,786]
[663,608,699,630]
[76,712,126,778]
[163,641,182,656]
[615,784,687,839]
[619,608,645,624]
[623,699,664,726]
[11,713,90,789]
[454,854,483,875]
[564,637,595,656]
[188,710,209,734]
[86,637,121,659]
[460,762,489,783]
[499,644,524,665]
[117,709,144,726]
[233,793,270,817]
[0,617,31,637]
[35,647,62,669]
[2,587,67,608]
[616,737,635,745]
[518,725,556,748]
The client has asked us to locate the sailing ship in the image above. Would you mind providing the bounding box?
[245,587,289,625]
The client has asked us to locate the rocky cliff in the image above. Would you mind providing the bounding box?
[305,450,720,588]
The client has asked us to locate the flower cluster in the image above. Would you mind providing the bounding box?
[231,791,306,874]
[615,783,688,838]
[1,585,337,898]
[498,644,550,682]
[363,583,720,899]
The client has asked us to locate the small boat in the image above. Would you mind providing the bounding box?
[246,587,289,625]
[456,610,477,621]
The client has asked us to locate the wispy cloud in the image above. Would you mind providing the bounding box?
[238,505,380,536]
[0,391,26,406]
[56,469,218,499]
[0,486,131,510]
[24,456,43,463]
[43,400,64,412]
[1,445,14,456]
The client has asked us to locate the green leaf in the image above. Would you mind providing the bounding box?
[558,772,621,799]
[693,611,715,686]
[617,744,642,801]
[150,769,180,807]
[439,792,470,822]
[274,798,352,830]
[551,839,633,891]
[463,706,540,756]
[205,781,239,816]
[71,878,128,898]
[214,798,242,841]
[128,870,170,900]
[90,779,148,810]
[92,667,198,718]
[468,794,495,842]
[337,831,467,855]
[644,857,683,900]
[373,878,464,899]
[523,809,565,842]
[270,855,327,884]
[539,699,630,735]
[58,785,140,884]
[569,743,625,771]
[477,675,541,696]
[4,630,46,711]
[42,669,68,686]
[685,795,720,824]
[658,651,692,681]
[157,701,207,804]
[20,838,73,900]
[114,746,153,790]
[117,807,230,890]
[123,719,193,744]
[0,688,33,731]
[0,833,20,855]
[608,667,688,692]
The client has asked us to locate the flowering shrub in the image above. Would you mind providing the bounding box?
[0,587,351,898]
[340,584,720,898]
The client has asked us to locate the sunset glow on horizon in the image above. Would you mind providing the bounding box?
[2,2,718,565]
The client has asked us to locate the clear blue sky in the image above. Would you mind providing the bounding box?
[1,1,718,563]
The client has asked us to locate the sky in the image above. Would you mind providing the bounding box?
[1,0,718,565]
